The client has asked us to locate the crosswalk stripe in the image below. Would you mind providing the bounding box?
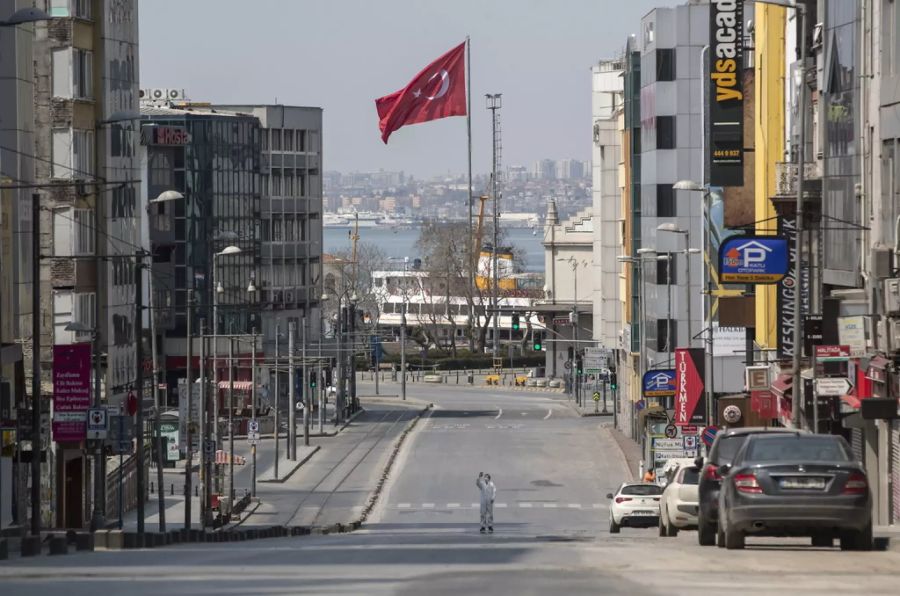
[519,502,533,508]
[397,503,411,509]
[447,503,460,508]
[592,503,604,509]
[567,503,581,509]
[495,502,507,508]
[422,503,435,509]
[471,503,480,508]
[543,503,558,508]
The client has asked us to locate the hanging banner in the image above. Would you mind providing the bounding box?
[674,348,707,426]
[52,343,92,442]
[709,0,744,186]
[777,215,798,358]
[718,236,789,283]
[643,370,676,397]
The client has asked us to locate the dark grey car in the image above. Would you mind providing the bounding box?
[717,433,872,551]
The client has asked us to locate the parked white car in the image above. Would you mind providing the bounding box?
[607,482,663,533]
[658,459,700,537]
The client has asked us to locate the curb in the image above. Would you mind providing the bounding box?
[258,445,321,484]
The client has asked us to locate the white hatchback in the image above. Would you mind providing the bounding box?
[658,461,700,537]
[607,483,663,533]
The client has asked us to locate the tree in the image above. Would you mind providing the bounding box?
[323,242,387,337]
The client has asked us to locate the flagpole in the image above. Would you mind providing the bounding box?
[466,35,475,353]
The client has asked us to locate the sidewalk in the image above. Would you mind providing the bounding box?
[606,425,641,481]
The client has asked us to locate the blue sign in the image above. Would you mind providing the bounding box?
[642,369,676,397]
[718,235,789,284]
[701,425,719,448]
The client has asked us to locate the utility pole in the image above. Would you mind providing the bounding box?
[227,337,235,501]
[486,94,502,361]
[302,317,309,447]
[250,327,257,497]
[198,319,206,528]
[149,260,165,532]
[274,321,280,479]
[30,193,41,537]
[400,302,407,401]
[184,289,193,530]
[791,3,808,429]
[288,321,296,459]
[134,253,146,537]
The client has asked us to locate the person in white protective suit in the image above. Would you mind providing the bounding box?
[476,472,496,533]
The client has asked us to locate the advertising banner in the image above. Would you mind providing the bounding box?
[642,369,676,397]
[718,236,789,283]
[709,0,744,186]
[777,215,799,358]
[674,348,706,426]
[52,343,92,442]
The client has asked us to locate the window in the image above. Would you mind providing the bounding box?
[272,130,282,151]
[73,0,91,19]
[52,129,94,179]
[656,318,675,352]
[296,130,306,152]
[656,184,675,217]
[74,49,92,99]
[52,49,72,97]
[50,0,89,17]
[284,130,294,151]
[272,170,282,196]
[656,253,675,284]
[72,292,97,328]
[272,216,283,241]
[73,209,95,255]
[656,48,675,81]
[656,116,675,149]
[261,129,268,151]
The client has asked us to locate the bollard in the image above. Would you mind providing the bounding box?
[75,532,94,552]
[20,535,41,557]
[150,482,154,494]
[195,485,199,497]
[170,483,174,496]
[48,535,68,555]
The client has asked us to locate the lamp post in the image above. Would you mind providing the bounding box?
[657,223,702,348]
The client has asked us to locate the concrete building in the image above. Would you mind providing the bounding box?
[541,199,593,381]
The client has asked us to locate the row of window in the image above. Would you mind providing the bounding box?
[262,170,307,198]
[265,215,309,242]
[52,47,93,100]
[52,208,94,256]
[51,129,94,179]
[49,0,91,19]
[261,129,308,152]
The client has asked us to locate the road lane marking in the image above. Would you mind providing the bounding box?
[422,503,435,509]
[519,502,533,508]
[495,502,507,508]
[543,503,558,508]
[471,503,480,508]
[520,412,528,416]
[447,503,460,509]
[567,503,581,509]
[544,409,553,420]
[494,408,503,419]
[592,503,604,509]
[397,503,411,509]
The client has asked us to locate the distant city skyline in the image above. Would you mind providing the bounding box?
[139,0,678,178]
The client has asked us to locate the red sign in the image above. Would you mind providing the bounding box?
[751,389,778,419]
[681,425,699,434]
[52,343,92,442]
[675,348,706,426]
[814,345,851,360]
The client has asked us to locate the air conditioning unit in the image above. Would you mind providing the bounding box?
[884,278,900,315]
[871,244,894,280]
[273,291,283,303]
[889,319,900,353]
[168,89,185,100]
[138,88,152,100]
[150,88,166,101]
[285,291,295,303]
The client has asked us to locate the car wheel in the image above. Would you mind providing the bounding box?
[724,525,745,550]
[609,517,620,534]
[811,533,833,548]
[697,514,716,547]
[717,520,726,549]
[658,515,667,537]
[840,523,872,551]
[667,521,678,537]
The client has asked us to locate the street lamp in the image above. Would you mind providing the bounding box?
[0,7,50,27]
[657,223,702,347]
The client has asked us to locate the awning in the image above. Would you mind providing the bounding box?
[866,355,890,384]
[770,373,792,397]
[217,380,253,391]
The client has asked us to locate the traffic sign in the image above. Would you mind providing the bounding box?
[815,345,851,362]
[683,435,698,450]
[204,439,215,457]
[664,424,678,439]
[592,391,601,402]
[701,426,719,448]
[248,419,259,434]
[814,377,852,396]
[86,407,108,440]
[247,431,260,445]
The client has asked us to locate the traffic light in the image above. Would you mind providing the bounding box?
[609,371,618,391]
[511,313,520,331]
[309,370,317,389]
[575,354,583,376]
[532,335,542,351]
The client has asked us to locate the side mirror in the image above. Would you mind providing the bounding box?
[694,455,704,468]
[718,464,731,477]
[606,493,614,499]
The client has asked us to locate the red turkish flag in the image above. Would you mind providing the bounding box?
[375,41,467,143]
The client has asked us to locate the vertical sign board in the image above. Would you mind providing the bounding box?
[709,0,744,186]
[176,379,201,454]
[777,215,798,358]
[52,343,92,442]
[674,348,707,426]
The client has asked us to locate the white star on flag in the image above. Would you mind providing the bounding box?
[412,89,422,98]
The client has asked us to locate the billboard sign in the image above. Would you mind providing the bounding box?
[718,236,789,283]
[52,343,92,442]
[777,216,799,358]
[643,369,676,397]
[709,0,745,186]
[674,348,706,426]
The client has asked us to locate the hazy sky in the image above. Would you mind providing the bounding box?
[140,0,676,178]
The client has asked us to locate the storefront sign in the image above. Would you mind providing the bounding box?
[712,323,745,356]
[52,343,92,442]
[777,216,799,358]
[142,124,191,146]
[814,345,851,361]
[719,236,788,283]
[837,316,867,358]
[708,0,744,186]
[674,348,706,426]
[750,390,778,419]
[643,369,676,397]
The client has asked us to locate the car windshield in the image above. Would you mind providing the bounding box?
[680,468,700,485]
[744,436,850,462]
[621,484,663,496]
[713,435,747,464]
